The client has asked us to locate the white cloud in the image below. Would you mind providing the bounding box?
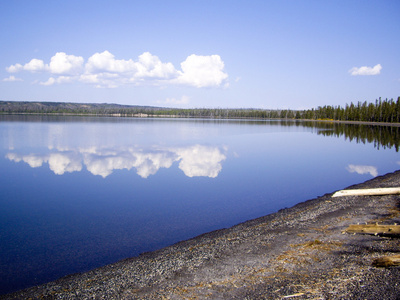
[349,64,382,76]
[2,75,23,82]
[85,50,136,73]
[7,53,83,75]
[40,77,56,86]
[174,54,228,88]
[135,52,177,79]
[24,58,47,72]
[84,51,178,87]
[48,52,84,75]
[6,63,23,73]
[346,164,378,177]
[79,72,120,88]
[79,73,101,84]
[40,76,74,86]
[5,58,46,73]
[6,51,228,88]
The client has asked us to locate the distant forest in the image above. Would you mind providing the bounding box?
[1,97,399,123]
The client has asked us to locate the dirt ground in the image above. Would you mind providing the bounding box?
[3,170,400,299]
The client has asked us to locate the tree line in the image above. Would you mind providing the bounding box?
[302,97,400,123]
[1,97,399,123]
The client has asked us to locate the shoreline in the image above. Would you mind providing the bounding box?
[3,170,400,299]
[1,113,400,127]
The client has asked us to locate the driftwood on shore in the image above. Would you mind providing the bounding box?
[372,255,400,267]
[344,224,400,236]
[344,223,400,268]
[332,187,400,197]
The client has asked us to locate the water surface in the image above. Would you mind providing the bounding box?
[0,116,399,294]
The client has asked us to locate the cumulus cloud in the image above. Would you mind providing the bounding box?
[6,52,84,75]
[135,52,177,79]
[48,52,84,75]
[7,59,45,73]
[85,50,136,74]
[82,51,178,87]
[40,77,56,86]
[6,51,228,88]
[346,164,378,177]
[6,63,23,73]
[174,54,228,88]
[6,145,227,178]
[349,64,382,76]
[2,75,22,82]
[23,58,46,72]
[40,76,73,86]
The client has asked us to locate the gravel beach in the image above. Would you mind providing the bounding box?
[3,170,400,299]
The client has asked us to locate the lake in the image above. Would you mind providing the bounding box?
[0,115,399,294]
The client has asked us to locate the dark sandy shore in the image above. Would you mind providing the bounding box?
[3,170,400,299]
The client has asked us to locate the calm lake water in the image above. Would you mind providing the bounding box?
[0,115,399,294]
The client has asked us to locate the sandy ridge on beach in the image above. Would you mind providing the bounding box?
[3,170,400,299]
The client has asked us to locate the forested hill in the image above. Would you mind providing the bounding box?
[1,97,399,123]
[0,101,168,115]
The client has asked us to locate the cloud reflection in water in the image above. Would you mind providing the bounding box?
[6,145,227,178]
[346,164,378,177]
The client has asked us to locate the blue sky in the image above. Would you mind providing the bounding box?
[1,0,399,109]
